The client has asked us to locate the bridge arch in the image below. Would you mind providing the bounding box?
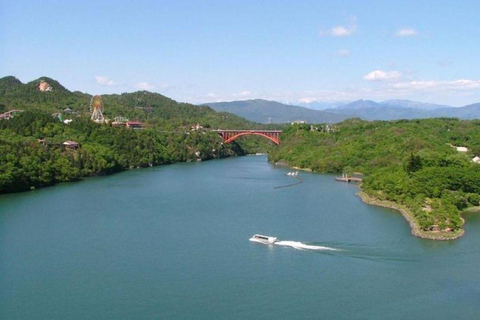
[224,132,280,145]
[214,130,281,145]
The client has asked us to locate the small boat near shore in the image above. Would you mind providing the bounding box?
[249,234,278,244]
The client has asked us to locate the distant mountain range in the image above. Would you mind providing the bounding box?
[294,101,350,110]
[204,99,480,123]
[203,99,346,124]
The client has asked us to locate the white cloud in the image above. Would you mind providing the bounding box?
[299,97,316,103]
[190,80,480,106]
[389,79,480,91]
[332,26,353,37]
[95,76,115,86]
[396,28,417,37]
[337,49,350,57]
[135,82,156,90]
[364,70,402,81]
[319,16,357,37]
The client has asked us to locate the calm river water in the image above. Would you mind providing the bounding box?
[1,155,480,319]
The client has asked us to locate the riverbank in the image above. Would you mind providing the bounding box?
[357,190,465,241]
[273,161,312,172]
[271,158,468,241]
[0,153,239,196]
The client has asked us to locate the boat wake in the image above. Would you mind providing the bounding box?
[274,240,340,251]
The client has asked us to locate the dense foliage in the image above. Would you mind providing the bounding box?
[270,118,480,233]
[0,76,269,130]
[0,76,90,111]
[0,111,249,194]
[0,76,281,194]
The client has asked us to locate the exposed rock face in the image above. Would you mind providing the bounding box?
[38,80,52,92]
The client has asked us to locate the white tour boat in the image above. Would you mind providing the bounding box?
[249,234,278,244]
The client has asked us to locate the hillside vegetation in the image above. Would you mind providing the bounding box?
[0,76,267,130]
[0,76,280,194]
[270,118,480,238]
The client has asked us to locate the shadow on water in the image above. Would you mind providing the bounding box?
[274,176,304,189]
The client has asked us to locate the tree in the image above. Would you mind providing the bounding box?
[404,153,422,174]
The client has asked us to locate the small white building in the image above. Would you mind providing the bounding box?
[191,123,203,131]
[456,146,468,152]
[473,156,480,163]
[63,140,79,149]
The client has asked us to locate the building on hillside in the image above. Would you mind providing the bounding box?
[191,123,203,131]
[473,156,480,163]
[63,140,79,149]
[126,121,143,129]
[112,116,129,127]
[112,121,126,127]
[291,120,306,125]
[0,110,24,120]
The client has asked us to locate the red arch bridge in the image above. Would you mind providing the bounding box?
[214,129,282,145]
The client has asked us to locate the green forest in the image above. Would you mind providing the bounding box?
[0,76,278,194]
[0,76,271,130]
[269,118,480,237]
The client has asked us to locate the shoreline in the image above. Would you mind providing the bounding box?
[357,190,465,241]
[271,159,470,241]
[273,161,312,172]
[0,154,236,196]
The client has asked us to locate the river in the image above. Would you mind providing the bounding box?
[1,155,480,319]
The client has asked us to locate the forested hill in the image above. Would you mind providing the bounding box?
[100,91,265,130]
[0,76,280,195]
[0,76,269,130]
[269,118,480,239]
[0,76,90,112]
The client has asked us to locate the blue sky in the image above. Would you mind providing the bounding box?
[1,0,480,106]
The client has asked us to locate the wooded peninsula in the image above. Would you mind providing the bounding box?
[269,120,480,239]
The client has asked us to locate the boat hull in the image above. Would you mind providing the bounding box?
[249,234,278,244]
